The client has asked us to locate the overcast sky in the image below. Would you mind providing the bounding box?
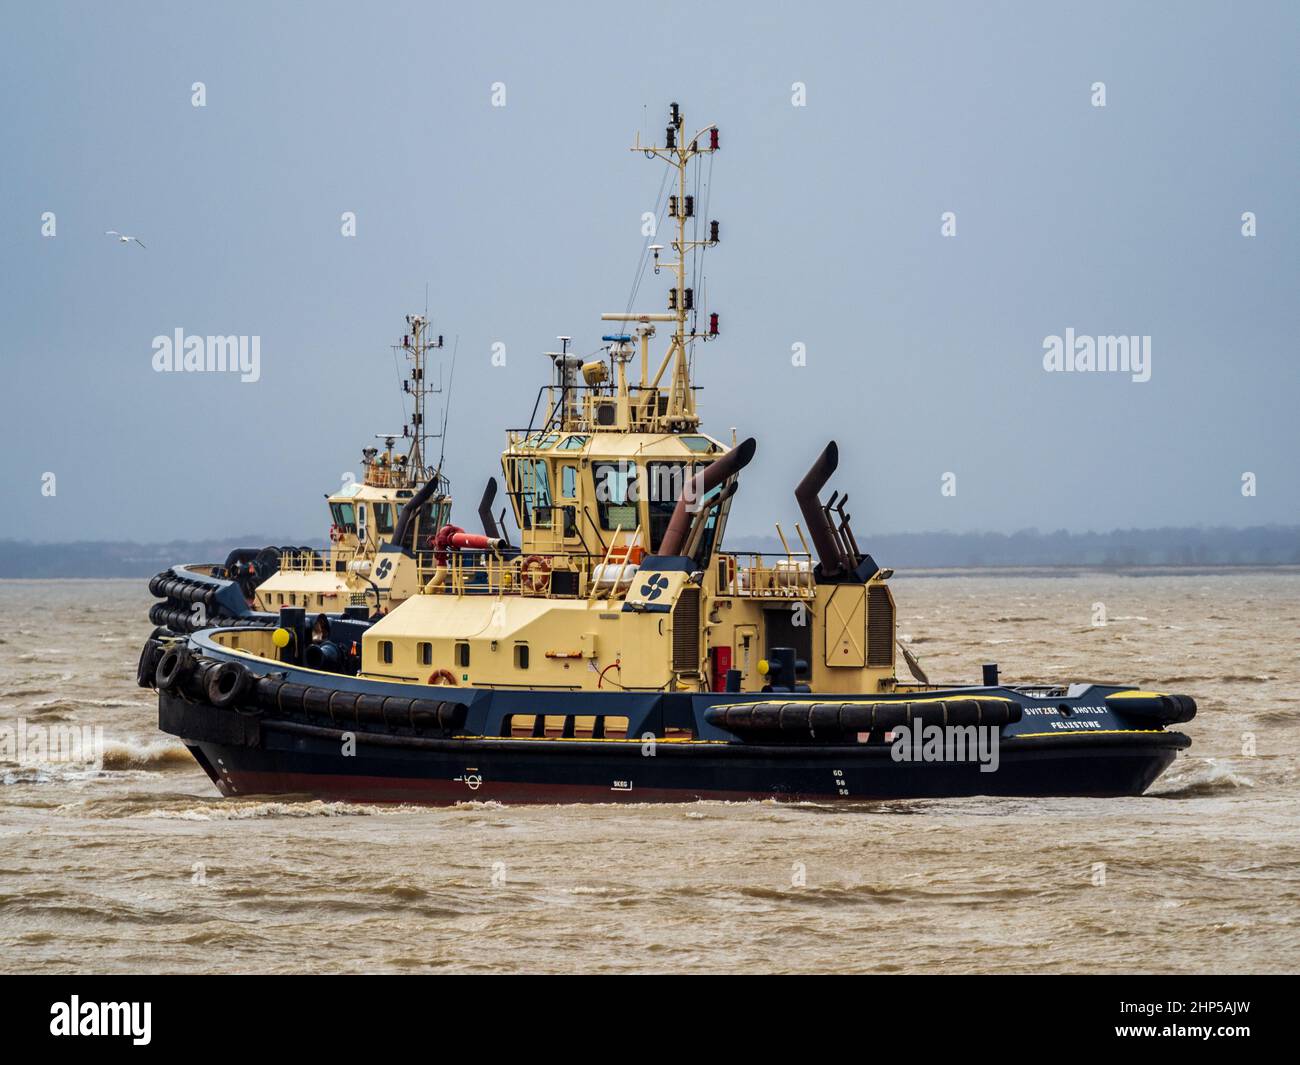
[2,0,1296,543]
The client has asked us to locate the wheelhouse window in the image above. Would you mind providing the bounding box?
[680,436,718,453]
[692,483,725,560]
[560,464,578,499]
[594,461,639,532]
[508,458,552,530]
[646,462,695,552]
[374,502,395,535]
[330,502,357,531]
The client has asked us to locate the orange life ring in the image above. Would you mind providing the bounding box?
[427,669,457,686]
[520,554,551,594]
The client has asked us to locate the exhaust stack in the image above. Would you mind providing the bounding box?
[478,477,505,543]
[796,441,848,579]
[658,437,757,556]
[391,475,442,552]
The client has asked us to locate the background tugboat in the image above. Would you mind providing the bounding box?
[142,103,1196,804]
[146,314,465,634]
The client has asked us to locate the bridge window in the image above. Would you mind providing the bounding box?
[508,459,551,530]
[680,436,718,453]
[374,502,395,535]
[594,461,638,532]
[330,502,357,531]
[646,462,696,551]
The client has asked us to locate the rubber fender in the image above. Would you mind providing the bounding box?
[1106,691,1197,724]
[437,701,467,731]
[206,661,251,709]
[301,686,335,718]
[806,703,843,733]
[326,690,359,727]
[705,698,1024,735]
[381,697,416,729]
[275,683,308,714]
[136,639,163,688]
[408,698,467,732]
[409,701,439,730]
[355,694,388,725]
[181,659,219,700]
[254,676,285,712]
[155,646,194,692]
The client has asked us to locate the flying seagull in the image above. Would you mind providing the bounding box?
[105,230,146,248]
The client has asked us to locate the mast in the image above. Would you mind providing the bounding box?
[396,314,444,485]
[604,101,721,432]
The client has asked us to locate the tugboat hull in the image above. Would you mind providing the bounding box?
[162,691,1187,805]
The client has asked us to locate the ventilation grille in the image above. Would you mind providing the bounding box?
[867,584,894,667]
[672,586,701,672]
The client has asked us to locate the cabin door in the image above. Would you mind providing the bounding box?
[763,605,813,667]
[733,624,759,685]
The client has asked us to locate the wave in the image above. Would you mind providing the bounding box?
[1150,759,1255,798]
[143,799,396,820]
[101,741,194,771]
[14,699,81,716]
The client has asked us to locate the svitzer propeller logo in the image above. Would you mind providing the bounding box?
[640,574,670,600]
[49,996,151,1045]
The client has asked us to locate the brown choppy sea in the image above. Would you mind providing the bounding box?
[1,572,1297,974]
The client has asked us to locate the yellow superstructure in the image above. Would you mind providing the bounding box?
[253,313,453,616]
[360,105,900,697]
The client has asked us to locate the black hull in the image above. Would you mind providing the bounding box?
[165,694,1186,804]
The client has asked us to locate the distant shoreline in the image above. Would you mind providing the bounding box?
[3,564,1297,584]
[2,526,1296,579]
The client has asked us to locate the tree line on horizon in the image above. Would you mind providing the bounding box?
[1,525,1297,578]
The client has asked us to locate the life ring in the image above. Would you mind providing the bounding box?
[427,669,457,686]
[520,554,551,594]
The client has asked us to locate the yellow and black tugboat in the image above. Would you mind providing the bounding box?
[141,104,1195,802]
[146,314,469,634]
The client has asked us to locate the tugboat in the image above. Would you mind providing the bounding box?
[141,103,1195,803]
[146,314,474,633]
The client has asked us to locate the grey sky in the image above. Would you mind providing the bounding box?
[2,0,1296,543]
